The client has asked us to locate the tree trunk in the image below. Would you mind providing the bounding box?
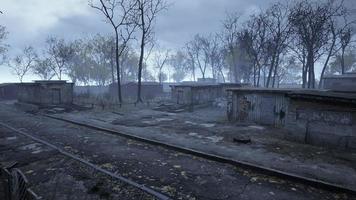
[306,50,315,88]
[110,46,115,84]
[137,31,145,103]
[115,31,123,103]
[266,53,276,88]
[319,41,335,89]
[341,47,346,74]
[272,55,280,88]
[253,64,257,87]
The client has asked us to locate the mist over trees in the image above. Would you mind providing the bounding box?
[0,24,8,65]
[178,0,355,88]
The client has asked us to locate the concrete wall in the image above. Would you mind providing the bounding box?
[18,81,73,106]
[322,75,356,92]
[285,99,356,150]
[0,84,18,100]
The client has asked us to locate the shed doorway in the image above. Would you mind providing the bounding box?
[51,88,61,104]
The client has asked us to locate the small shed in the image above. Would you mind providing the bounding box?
[17,80,74,106]
[227,88,356,150]
[170,83,249,106]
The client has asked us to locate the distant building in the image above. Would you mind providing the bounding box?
[0,83,18,100]
[17,80,74,106]
[74,85,109,95]
[170,82,249,106]
[197,78,217,83]
[109,82,164,100]
[322,74,356,92]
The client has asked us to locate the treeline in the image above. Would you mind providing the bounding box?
[7,35,140,85]
[176,0,355,88]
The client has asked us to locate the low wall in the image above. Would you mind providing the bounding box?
[322,75,356,92]
[285,99,356,150]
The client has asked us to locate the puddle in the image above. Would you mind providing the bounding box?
[206,136,224,143]
[200,123,215,128]
[19,143,42,151]
[188,132,203,138]
[185,121,198,126]
[156,118,174,122]
[248,125,265,130]
[142,120,157,125]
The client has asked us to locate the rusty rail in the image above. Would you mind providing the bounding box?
[0,122,171,200]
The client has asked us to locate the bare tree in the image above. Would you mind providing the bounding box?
[46,36,75,80]
[221,12,240,83]
[66,39,92,85]
[263,3,291,88]
[340,27,353,74]
[238,12,269,87]
[170,51,188,83]
[186,34,211,80]
[9,46,37,82]
[90,0,137,103]
[318,12,354,87]
[289,0,345,88]
[135,0,167,103]
[0,25,8,65]
[33,57,55,80]
[154,48,169,84]
[89,34,116,84]
[185,43,196,81]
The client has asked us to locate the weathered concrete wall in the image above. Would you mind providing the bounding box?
[18,81,73,106]
[285,99,356,150]
[322,75,356,92]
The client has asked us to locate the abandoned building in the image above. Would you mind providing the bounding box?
[0,83,18,100]
[170,83,249,106]
[17,80,74,106]
[109,82,164,100]
[227,88,356,150]
[322,74,356,92]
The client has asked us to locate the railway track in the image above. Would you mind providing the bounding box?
[43,114,356,196]
[0,105,354,200]
[0,121,171,200]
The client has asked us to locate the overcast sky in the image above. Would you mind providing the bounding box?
[0,0,355,82]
